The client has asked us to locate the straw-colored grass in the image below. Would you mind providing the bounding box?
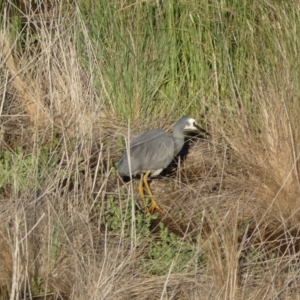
[1,1,300,299]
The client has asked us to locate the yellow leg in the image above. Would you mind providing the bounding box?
[143,170,163,214]
[138,174,148,212]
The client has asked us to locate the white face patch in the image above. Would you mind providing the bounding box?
[184,118,198,131]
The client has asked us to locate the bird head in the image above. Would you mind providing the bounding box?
[175,116,200,132]
[182,117,199,131]
[176,116,210,135]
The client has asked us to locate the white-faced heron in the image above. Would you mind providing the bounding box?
[118,116,202,213]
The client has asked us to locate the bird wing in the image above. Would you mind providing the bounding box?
[118,130,175,176]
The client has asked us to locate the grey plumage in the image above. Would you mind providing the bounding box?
[118,116,199,177]
[118,130,178,177]
[117,116,201,213]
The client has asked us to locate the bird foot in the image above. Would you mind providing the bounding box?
[148,200,163,214]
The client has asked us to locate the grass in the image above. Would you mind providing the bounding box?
[1,0,300,299]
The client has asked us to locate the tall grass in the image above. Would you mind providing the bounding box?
[79,1,300,125]
[1,0,300,299]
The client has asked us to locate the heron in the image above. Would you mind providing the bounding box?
[117,116,202,213]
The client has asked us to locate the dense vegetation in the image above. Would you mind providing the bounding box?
[1,0,300,299]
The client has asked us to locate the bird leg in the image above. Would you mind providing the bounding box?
[143,170,163,214]
[138,174,148,212]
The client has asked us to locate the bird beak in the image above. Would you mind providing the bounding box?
[194,123,210,136]
[194,123,202,131]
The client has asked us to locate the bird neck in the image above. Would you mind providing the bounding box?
[173,129,185,156]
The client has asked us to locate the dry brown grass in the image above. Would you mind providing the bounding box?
[1,2,300,300]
